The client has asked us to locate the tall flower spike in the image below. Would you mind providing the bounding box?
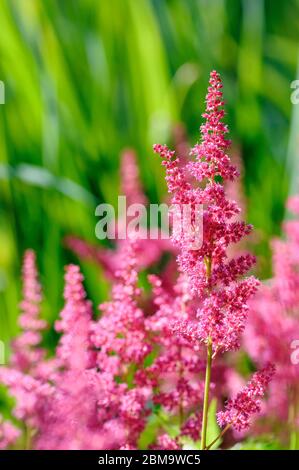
[154,70,257,354]
[11,250,47,372]
[154,70,267,449]
[90,238,151,370]
[55,265,93,370]
[188,70,237,182]
[120,149,148,207]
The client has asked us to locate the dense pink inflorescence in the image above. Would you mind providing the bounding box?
[217,364,275,432]
[120,149,148,207]
[135,273,206,427]
[154,70,274,444]
[91,239,152,369]
[10,250,47,373]
[55,264,93,370]
[153,71,259,354]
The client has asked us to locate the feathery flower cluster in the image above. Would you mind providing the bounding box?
[153,71,258,354]
[10,250,47,373]
[91,239,151,369]
[136,274,206,423]
[154,71,273,448]
[120,149,148,207]
[55,264,93,370]
[217,364,275,432]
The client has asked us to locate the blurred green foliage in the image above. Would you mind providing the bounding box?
[0,0,299,348]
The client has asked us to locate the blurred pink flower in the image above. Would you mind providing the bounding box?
[0,415,20,450]
[11,250,47,373]
[245,195,299,425]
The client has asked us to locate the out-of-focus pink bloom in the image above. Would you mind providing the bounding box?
[35,369,126,450]
[11,250,47,373]
[152,71,273,444]
[120,149,148,207]
[135,274,205,420]
[0,415,20,450]
[153,434,180,450]
[2,253,149,450]
[0,368,54,428]
[55,264,93,370]
[91,239,151,371]
[224,369,246,399]
[180,412,202,441]
[287,195,299,215]
[245,196,299,423]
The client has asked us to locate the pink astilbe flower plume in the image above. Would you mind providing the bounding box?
[217,364,275,432]
[91,238,151,372]
[154,70,274,448]
[188,70,237,182]
[0,258,129,449]
[55,264,93,370]
[10,250,47,373]
[0,369,53,428]
[89,239,152,448]
[153,70,259,354]
[120,148,148,207]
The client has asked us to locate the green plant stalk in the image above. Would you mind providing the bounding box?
[200,338,213,450]
[24,424,31,450]
[288,386,299,450]
[205,423,232,450]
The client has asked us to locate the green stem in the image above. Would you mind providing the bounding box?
[205,423,231,450]
[288,387,298,450]
[200,338,213,450]
[24,424,31,450]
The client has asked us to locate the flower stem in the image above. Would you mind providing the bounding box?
[200,338,213,450]
[288,386,299,450]
[24,424,32,450]
[205,423,231,450]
